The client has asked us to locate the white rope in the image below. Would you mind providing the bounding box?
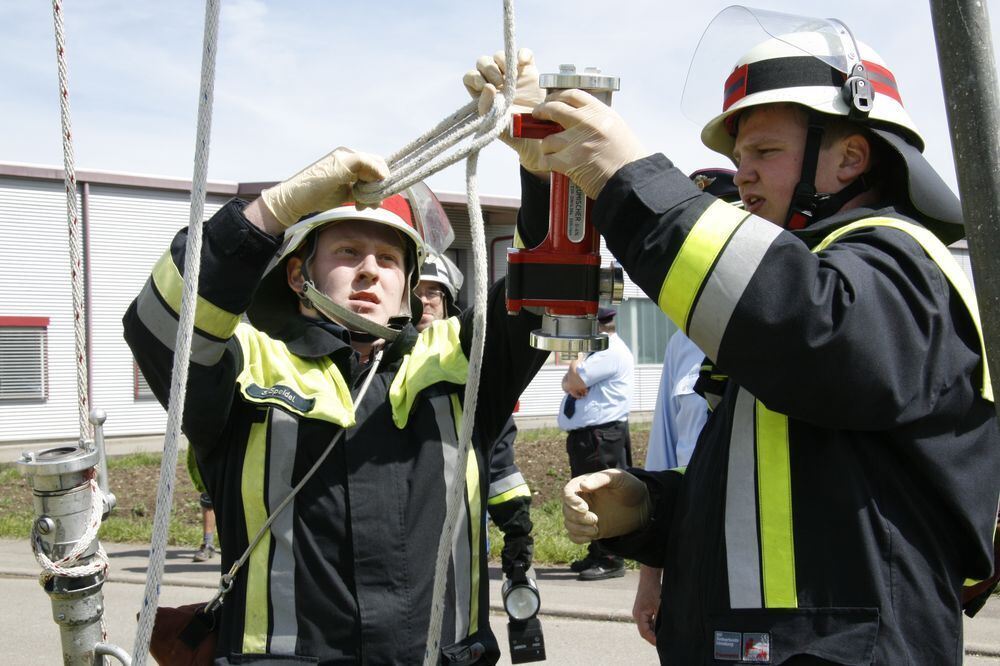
[353,0,517,206]
[32,478,109,583]
[420,4,517,662]
[131,1,220,663]
[52,0,91,442]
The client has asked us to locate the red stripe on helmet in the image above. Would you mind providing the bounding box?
[377,194,415,229]
[723,64,749,112]
[862,60,902,105]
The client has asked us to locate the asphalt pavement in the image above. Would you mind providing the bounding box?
[0,539,997,664]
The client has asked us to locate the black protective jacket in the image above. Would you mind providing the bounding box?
[124,200,548,665]
[487,418,534,576]
[521,157,1000,664]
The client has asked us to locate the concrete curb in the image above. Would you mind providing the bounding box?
[0,568,634,623]
[4,568,997,658]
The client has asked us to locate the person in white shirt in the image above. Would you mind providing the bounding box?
[558,307,634,580]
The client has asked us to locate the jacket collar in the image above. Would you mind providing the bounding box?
[271,315,418,377]
[792,204,914,249]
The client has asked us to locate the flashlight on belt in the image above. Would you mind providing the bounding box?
[506,65,625,354]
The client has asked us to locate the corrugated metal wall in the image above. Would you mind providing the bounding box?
[86,185,226,439]
[5,171,981,443]
[0,177,79,442]
[0,177,229,443]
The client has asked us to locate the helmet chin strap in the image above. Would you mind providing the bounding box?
[300,281,401,342]
[784,111,873,230]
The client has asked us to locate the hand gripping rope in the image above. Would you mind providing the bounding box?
[129,1,518,664]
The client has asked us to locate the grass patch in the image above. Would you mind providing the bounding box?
[106,452,164,470]
[0,464,23,484]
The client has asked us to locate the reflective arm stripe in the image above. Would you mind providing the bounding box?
[151,250,241,341]
[135,277,228,366]
[813,218,993,402]
[488,471,528,500]
[687,215,783,361]
[755,401,797,608]
[488,484,531,506]
[657,200,748,332]
[657,201,785,362]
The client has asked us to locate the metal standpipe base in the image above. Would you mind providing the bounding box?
[529,314,608,353]
[17,420,130,665]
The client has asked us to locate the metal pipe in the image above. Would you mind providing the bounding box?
[95,642,133,665]
[929,0,1000,411]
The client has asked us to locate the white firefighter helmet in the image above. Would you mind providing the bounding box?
[681,6,963,241]
[247,185,453,340]
[418,250,464,317]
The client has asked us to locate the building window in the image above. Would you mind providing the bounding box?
[616,298,678,365]
[134,360,156,400]
[0,317,50,402]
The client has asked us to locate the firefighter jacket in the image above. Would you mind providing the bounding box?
[487,417,533,576]
[123,199,548,665]
[520,157,1000,664]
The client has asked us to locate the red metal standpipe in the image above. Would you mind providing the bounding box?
[507,65,624,354]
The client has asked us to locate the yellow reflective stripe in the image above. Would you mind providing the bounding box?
[658,201,747,332]
[150,250,241,340]
[513,228,526,250]
[813,218,992,402]
[241,415,271,653]
[487,484,531,506]
[390,318,469,428]
[452,394,481,635]
[234,324,355,426]
[755,400,798,608]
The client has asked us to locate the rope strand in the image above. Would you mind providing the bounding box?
[52,0,91,442]
[131,1,220,663]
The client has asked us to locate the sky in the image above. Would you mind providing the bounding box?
[2,1,998,199]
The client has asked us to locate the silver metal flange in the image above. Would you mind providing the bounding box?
[529,314,609,353]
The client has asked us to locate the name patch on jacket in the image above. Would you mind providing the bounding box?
[246,384,315,412]
[714,630,770,663]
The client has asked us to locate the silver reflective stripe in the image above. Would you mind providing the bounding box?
[267,409,299,652]
[688,216,782,361]
[725,388,762,609]
[135,278,228,366]
[430,395,472,641]
[488,471,526,499]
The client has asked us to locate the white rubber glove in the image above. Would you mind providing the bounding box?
[534,88,651,199]
[463,47,548,175]
[562,468,652,543]
[260,147,390,228]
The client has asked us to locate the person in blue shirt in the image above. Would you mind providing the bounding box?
[557,307,634,580]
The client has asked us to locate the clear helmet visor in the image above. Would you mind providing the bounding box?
[681,5,864,128]
[402,181,454,256]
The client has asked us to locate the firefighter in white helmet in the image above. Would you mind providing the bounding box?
[124,147,549,664]
[415,251,536,581]
[467,7,999,663]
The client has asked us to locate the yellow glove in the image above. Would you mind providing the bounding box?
[562,468,651,543]
[463,47,548,175]
[534,89,650,199]
[260,147,389,228]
